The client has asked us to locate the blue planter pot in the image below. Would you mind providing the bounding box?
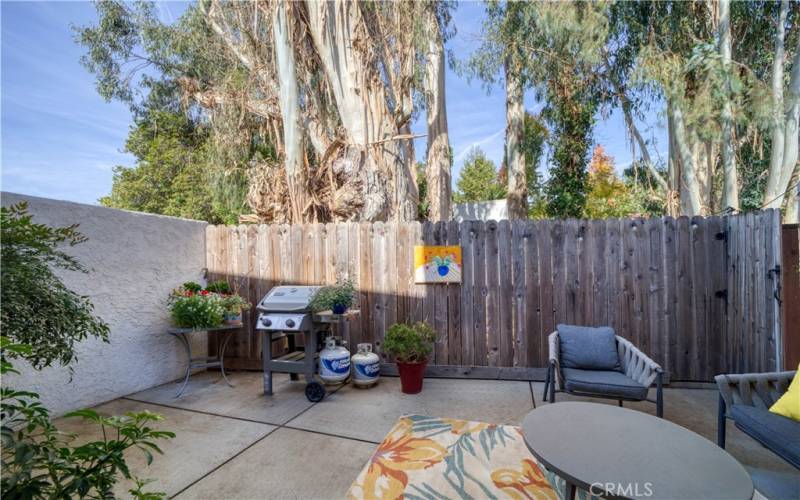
[437,265,450,276]
[332,303,348,314]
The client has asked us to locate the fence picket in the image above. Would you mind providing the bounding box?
[205,213,780,381]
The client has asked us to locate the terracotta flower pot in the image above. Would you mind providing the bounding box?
[396,360,427,394]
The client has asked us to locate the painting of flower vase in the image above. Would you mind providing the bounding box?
[414,246,462,283]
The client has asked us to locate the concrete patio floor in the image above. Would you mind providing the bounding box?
[55,372,799,499]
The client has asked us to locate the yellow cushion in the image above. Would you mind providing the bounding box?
[769,366,800,421]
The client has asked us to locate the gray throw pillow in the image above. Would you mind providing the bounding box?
[557,324,621,371]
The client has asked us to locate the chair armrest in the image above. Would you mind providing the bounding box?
[547,331,563,388]
[548,331,559,363]
[715,370,796,409]
[616,336,662,387]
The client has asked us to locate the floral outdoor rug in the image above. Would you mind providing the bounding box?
[346,414,566,500]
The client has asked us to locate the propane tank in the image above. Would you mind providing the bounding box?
[351,343,380,387]
[319,337,350,384]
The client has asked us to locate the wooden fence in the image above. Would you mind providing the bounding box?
[206,210,783,382]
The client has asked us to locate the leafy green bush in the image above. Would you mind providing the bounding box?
[168,289,225,329]
[1,338,174,499]
[0,202,110,369]
[204,279,231,294]
[309,279,356,312]
[182,281,203,293]
[383,322,436,363]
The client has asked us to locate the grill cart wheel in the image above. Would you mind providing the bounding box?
[305,381,326,402]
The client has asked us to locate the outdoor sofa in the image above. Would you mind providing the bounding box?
[544,324,664,417]
[716,369,800,469]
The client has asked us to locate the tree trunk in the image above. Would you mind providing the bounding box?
[424,8,451,222]
[273,2,306,222]
[719,0,739,212]
[505,59,527,219]
[784,164,800,223]
[764,0,789,208]
[669,99,703,215]
[305,0,417,221]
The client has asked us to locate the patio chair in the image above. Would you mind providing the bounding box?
[543,325,664,418]
[715,370,799,469]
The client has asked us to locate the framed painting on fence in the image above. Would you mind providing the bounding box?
[414,246,462,283]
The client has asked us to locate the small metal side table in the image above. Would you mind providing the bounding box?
[168,324,241,398]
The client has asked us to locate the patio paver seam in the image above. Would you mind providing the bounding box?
[121,397,276,426]
[281,424,381,445]
[170,426,280,499]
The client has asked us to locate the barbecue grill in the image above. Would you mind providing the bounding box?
[256,285,328,402]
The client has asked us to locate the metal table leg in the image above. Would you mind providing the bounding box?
[173,331,192,398]
[218,329,235,387]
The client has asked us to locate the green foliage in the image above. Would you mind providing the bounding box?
[309,279,356,312]
[204,280,231,294]
[453,148,506,203]
[584,145,655,218]
[543,89,595,218]
[77,2,258,224]
[0,203,110,370]
[416,162,430,220]
[182,281,203,293]
[220,294,251,314]
[383,322,437,363]
[1,338,174,499]
[168,287,225,329]
[522,112,548,215]
[99,109,246,224]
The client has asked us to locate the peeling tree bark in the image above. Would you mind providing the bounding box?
[505,58,527,219]
[762,0,800,214]
[305,0,417,221]
[784,164,800,223]
[424,7,451,222]
[719,0,739,212]
[668,99,703,215]
[273,1,306,222]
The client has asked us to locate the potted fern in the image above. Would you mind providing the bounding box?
[383,322,436,394]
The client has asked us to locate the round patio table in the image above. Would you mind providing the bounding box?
[521,402,753,500]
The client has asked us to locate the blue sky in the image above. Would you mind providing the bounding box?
[1,1,667,205]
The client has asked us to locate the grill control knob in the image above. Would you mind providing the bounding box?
[262,317,272,327]
[285,319,296,328]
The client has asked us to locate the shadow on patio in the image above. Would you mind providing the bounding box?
[56,372,798,499]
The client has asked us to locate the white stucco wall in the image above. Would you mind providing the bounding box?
[2,193,208,416]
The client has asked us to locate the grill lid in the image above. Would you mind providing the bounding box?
[257,285,321,312]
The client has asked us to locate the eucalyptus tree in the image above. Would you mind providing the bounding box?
[617,0,798,218]
[77,0,453,223]
[467,1,607,219]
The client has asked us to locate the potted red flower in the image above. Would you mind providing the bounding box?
[383,322,436,394]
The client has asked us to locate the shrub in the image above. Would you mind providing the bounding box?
[204,279,231,294]
[1,338,174,499]
[182,281,203,293]
[383,322,436,363]
[309,279,356,312]
[0,202,110,369]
